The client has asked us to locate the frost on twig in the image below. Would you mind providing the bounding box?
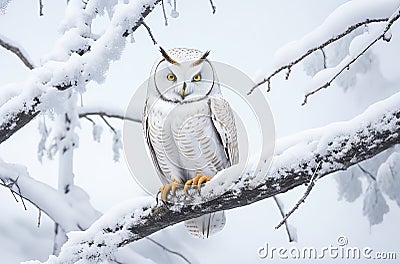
[32,89,400,263]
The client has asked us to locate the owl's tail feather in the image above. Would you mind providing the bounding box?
[184,211,226,239]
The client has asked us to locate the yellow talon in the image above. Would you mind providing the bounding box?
[183,174,211,194]
[197,175,211,191]
[159,179,180,203]
[192,174,201,186]
[184,180,193,195]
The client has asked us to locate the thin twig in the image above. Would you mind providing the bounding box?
[247,18,388,95]
[141,22,157,45]
[79,111,141,124]
[0,178,19,202]
[0,37,35,69]
[84,116,95,125]
[320,48,327,69]
[161,0,168,26]
[302,8,400,105]
[100,115,116,134]
[272,196,296,242]
[208,0,216,14]
[38,208,42,227]
[145,237,191,264]
[275,161,322,229]
[1,177,43,228]
[357,164,376,181]
[1,177,27,210]
[13,177,27,210]
[39,0,44,16]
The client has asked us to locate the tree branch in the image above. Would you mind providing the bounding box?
[275,161,321,230]
[141,22,157,45]
[78,107,141,124]
[0,161,100,233]
[247,18,388,95]
[208,0,216,14]
[0,35,35,69]
[0,0,161,145]
[302,7,400,105]
[272,196,296,242]
[39,0,44,16]
[145,237,191,264]
[35,89,400,263]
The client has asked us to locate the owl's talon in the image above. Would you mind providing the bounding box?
[197,175,211,191]
[184,181,192,195]
[159,179,180,202]
[192,174,201,186]
[184,174,211,194]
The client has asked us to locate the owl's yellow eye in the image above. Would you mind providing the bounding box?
[192,73,201,82]
[167,73,176,81]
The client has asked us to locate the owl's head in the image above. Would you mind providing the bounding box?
[149,47,219,103]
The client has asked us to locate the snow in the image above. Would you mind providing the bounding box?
[0,0,159,131]
[275,88,400,162]
[377,152,400,206]
[362,182,389,226]
[0,159,98,232]
[92,123,103,142]
[112,130,122,162]
[24,197,156,264]
[335,170,362,203]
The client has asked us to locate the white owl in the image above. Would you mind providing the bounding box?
[143,47,239,238]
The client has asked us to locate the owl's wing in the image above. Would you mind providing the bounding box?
[142,99,168,184]
[209,97,239,166]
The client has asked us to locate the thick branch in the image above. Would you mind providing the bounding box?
[37,90,400,263]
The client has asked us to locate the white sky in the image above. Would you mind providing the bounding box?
[0,0,399,263]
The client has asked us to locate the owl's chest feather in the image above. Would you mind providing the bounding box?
[147,99,228,178]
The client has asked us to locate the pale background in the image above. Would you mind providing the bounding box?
[0,0,399,263]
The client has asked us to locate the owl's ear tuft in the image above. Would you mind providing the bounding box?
[192,50,211,66]
[159,47,178,64]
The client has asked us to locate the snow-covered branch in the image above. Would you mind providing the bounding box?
[249,0,400,98]
[302,5,400,105]
[33,89,400,263]
[0,0,160,144]
[0,160,100,233]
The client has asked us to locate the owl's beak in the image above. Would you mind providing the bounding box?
[181,82,187,99]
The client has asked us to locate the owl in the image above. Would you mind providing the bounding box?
[143,47,239,238]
